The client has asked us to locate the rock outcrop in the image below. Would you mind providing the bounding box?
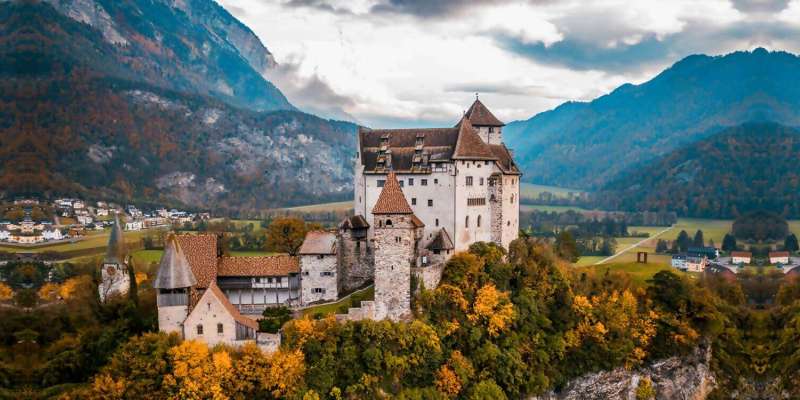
[531,345,715,400]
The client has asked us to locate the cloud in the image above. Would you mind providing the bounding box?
[731,0,790,13]
[369,0,503,18]
[444,81,566,99]
[265,56,359,123]
[284,0,356,15]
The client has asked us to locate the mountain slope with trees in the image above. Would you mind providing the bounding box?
[505,49,800,190]
[591,123,800,218]
[2,1,357,211]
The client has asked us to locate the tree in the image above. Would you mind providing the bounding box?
[555,231,579,262]
[676,230,691,253]
[785,234,799,253]
[693,230,704,247]
[600,237,617,256]
[260,306,293,333]
[0,282,12,302]
[655,239,668,254]
[722,234,737,252]
[265,217,311,256]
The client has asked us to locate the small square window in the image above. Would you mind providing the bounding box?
[428,199,433,207]
[479,177,484,186]
[411,198,417,205]
[377,180,385,187]
[409,178,414,186]
[434,179,438,184]
[421,179,428,186]
[197,325,204,335]
[217,323,224,334]
[466,176,473,186]
[399,180,404,187]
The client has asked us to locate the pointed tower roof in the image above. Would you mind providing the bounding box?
[465,98,504,127]
[452,117,496,160]
[372,171,414,215]
[105,214,127,265]
[153,234,197,289]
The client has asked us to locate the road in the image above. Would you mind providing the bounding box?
[594,226,674,265]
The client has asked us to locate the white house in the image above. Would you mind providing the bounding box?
[731,251,752,265]
[769,251,790,265]
[125,220,143,231]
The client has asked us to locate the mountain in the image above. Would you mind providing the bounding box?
[591,123,800,218]
[1,0,357,212]
[39,0,292,112]
[505,48,800,189]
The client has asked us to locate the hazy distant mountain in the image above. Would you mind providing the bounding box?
[592,123,800,218]
[1,1,356,211]
[505,48,800,189]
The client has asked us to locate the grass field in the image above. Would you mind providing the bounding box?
[670,218,733,245]
[573,262,690,286]
[277,201,353,213]
[520,183,586,200]
[301,286,374,317]
[0,228,161,254]
[520,204,589,213]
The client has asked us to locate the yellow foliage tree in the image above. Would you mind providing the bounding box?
[0,282,13,301]
[59,277,82,300]
[163,340,230,400]
[468,284,515,337]
[38,282,59,301]
[135,272,148,284]
[435,365,461,398]
[263,349,305,398]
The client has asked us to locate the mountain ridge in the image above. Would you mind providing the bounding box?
[505,48,800,189]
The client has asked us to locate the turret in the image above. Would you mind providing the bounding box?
[371,172,423,321]
[465,96,505,145]
[154,234,197,335]
[99,214,131,302]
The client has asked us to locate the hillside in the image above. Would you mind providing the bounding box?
[592,123,800,218]
[505,49,800,189]
[1,1,356,212]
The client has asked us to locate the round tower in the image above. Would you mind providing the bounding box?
[99,213,131,302]
[371,172,423,321]
[153,234,197,336]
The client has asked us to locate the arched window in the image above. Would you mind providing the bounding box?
[477,215,482,227]
[386,219,393,226]
[465,216,469,227]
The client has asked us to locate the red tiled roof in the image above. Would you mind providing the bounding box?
[770,251,790,257]
[299,230,337,255]
[372,172,414,215]
[207,282,259,330]
[410,214,425,228]
[175,234,219,288]
[731,251,752,257]
[452,117,496,160]
[217,255,299,277]
[465,99,504,127]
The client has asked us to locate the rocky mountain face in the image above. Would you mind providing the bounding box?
[2,1,356,211]
[531,345,716,400]
[505,49,800,190]
[39,0,291,112]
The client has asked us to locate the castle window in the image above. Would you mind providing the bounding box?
[435,218,439,226]
[428,199,433,207]
[485,161,490,165]
[511,194,515,204]
[468,198,486,206]
[466,176,473,186]
[465,216,469,227]
[377,180,385,187]
[399,180,404,187]
[395,237,402,243]
[477,215,482,227]
[479,177,484,186]
[409,178,414,186]
[421,179,428,186]
[321,271,334,277]
[386,219,393,226]
[434,179,438,185]
[412,198,417,205]
[312,288,325,294]
[317,254,325,259]
[217,323,224,334]
[197,325,204,335]
[378,220,383,227]
[434,250,441,255]
[507,221,511,226]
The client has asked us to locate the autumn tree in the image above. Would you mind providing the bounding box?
[0,282,13,302]
[265,217,313,256]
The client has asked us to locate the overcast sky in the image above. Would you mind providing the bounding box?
[219,0,800,127]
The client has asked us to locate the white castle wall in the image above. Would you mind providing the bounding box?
[300,254,338,304]
[158,305,188,336]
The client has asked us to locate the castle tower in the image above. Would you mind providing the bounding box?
[154,234,197,335]
[99,214,131,302]
[371,171,424,321]
[465,97,505,145]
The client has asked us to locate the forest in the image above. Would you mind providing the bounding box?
[0,238,798,398]
[591,123,800,218]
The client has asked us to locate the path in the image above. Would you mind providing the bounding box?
[594,226,674,265]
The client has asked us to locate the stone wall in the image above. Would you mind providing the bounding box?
[300,254,338,304]
[337,229,373,293]
[489,174,504,246]
[412,262,445,291]
[373,215,416,321]
[157,304,188,336]
[256,332,281,354]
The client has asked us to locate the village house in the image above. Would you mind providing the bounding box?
[769,251,790,265]
[671,252,708,272]
[731,251,752,265]
[125,220,143,231]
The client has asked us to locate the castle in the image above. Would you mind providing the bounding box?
[151,99,520,346]
[99,215,132,302]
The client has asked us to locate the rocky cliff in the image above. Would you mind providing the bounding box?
[531,345,716,400]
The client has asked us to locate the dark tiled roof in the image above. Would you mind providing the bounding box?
[217,255,299,277]
[452,117,495,160]
[340,215,369,230]
[465,99,504,127]
[206,282,259,330]
[372,172,414,215]
[154,234,197,289]
[359,127,459,172]
[489,144,521,175]
[427,228,454,250]
[105,214,127,264]
[299,231,337,255]
[175,234,219,288]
